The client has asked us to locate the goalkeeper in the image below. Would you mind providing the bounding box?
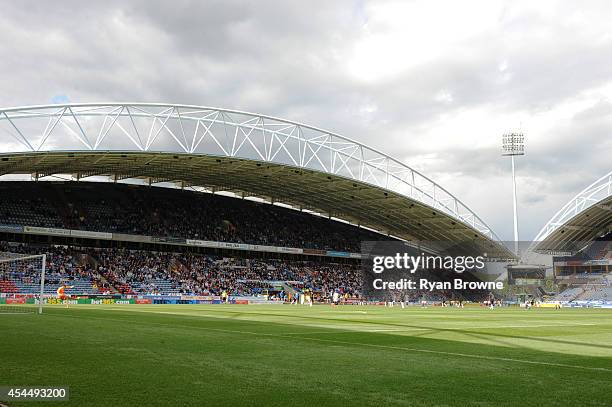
[57,283,74,307]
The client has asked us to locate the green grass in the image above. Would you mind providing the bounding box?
[1,304,612,406]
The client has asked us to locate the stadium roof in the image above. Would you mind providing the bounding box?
[533,171,612,254]
[0,103,514,258]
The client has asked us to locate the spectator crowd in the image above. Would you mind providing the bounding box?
[0,182,386,252]
[1,242,362,298]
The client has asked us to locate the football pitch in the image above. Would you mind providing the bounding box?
[1,305,612,406]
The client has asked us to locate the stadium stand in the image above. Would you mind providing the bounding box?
[550,232,611,303]
[0,182,386,252]
[0,241,491,302]
[552,287,583,302]
[0,244,102,295]
[0,190,63,228]
[0,242,363,298]
[93,249,365,298]
[575,284,612,301]
[0,181,500,303]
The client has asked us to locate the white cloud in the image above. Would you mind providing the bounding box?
[0,0,610,241]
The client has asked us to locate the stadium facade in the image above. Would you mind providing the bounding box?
[0,103,513,259]
[531,171,612,304]
[533,170,612,255]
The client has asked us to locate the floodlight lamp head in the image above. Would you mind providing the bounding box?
[501,133,525,156]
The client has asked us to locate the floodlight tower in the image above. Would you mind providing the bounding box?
[502,133,525,257]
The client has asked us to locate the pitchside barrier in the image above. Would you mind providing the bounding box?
[9,293,602,307]
[0,295,280,305]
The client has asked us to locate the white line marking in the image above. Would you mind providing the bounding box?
[104,308,605,330]
[44,311,612,373]
[0,312,34,315]
[444,323,600,329]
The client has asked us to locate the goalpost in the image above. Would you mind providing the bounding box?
[0,252,46,314]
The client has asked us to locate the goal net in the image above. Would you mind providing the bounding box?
[0,252,46,314]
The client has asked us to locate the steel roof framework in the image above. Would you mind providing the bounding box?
[0,103,511,257]
[533,171,612,254]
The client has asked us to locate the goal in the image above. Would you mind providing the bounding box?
[0,252,46,314]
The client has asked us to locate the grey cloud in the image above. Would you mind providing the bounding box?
[0,0,610,240]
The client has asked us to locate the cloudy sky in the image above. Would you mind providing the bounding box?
[0,0,610,240]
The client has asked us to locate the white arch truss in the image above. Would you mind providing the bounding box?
[534,170,612,243]
[0,102,500,241]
